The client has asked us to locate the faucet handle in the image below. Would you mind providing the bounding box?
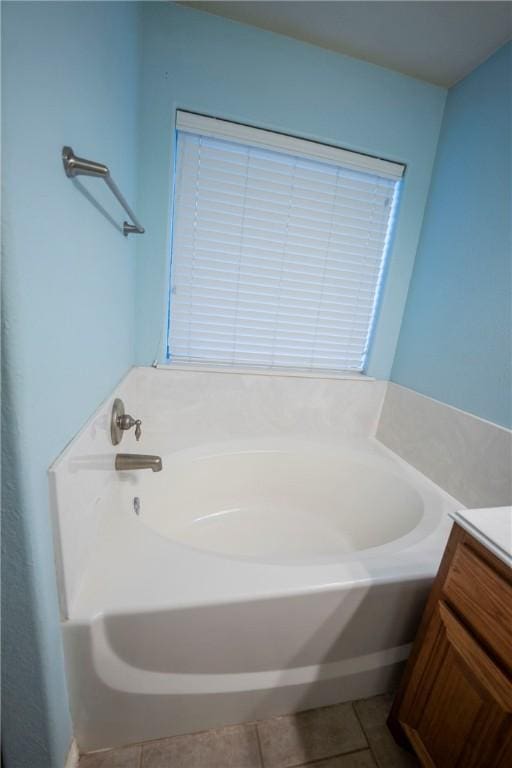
[110,399,143,446]
[116,412,142,439]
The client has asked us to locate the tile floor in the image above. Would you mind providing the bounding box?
[78,694,419,768]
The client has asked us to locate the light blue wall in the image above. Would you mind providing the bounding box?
[134,2,446,377]
[7,3,506,766]
[1,2,139,766]
[391,43,512,428]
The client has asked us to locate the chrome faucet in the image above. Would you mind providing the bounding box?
[115,454,163,473]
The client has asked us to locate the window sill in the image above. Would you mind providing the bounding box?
[154,362,375,382]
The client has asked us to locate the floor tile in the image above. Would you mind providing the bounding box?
[257,703,367,768]
[79,745,141,768]
[353,694,395,730]
[141,723,261,768]
[353,695,419,768]
[298,749,377,767]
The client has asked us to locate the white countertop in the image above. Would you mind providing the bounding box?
[451,507,512,568]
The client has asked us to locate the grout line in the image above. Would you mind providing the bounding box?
[254,722,266,768]
[352,698,415,768]
[351,701,380,767]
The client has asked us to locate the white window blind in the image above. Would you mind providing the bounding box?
[168,112,403,372]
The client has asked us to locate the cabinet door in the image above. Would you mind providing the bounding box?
[398,601,512,768]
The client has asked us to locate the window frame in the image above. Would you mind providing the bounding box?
[165,111,405,377]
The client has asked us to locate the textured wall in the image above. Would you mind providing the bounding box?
[133,2,446,378]
[391,43,512,428]
[1,2,139,766]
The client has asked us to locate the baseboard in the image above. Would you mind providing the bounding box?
[64,740,79,768]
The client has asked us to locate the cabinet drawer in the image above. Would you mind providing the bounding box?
[443,541,512,670]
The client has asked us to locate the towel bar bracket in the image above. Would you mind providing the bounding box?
[123,222,143,237]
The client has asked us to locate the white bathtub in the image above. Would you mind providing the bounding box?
[62,435,459,751]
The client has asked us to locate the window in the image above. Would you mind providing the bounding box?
[168,111,403,373]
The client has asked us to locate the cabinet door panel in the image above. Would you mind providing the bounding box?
[398,601,512,768]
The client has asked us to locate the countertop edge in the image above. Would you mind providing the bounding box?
[450,509,512,569]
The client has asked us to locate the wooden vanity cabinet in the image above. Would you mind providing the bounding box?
[388,522,512,767]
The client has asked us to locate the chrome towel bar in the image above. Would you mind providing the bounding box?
[62,146,144,237]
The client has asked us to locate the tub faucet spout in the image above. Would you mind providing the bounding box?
[115,454,163,473]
